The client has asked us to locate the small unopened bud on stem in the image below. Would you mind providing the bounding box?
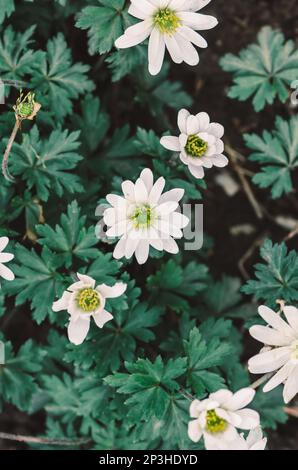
[2,91,41,182]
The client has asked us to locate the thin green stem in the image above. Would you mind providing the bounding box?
[2,118,20,182]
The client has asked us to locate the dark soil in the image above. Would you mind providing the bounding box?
[1,0,298,451]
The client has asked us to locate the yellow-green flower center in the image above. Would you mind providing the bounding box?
[205,410,227,434]
[130,205,154,229]
[291,340,298,360]
[185,135,208,158]
[18,102,34,118]
[153,8,180,34]
[77,288,100,312]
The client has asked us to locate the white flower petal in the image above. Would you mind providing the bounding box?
[125,237,140,259]
[208,122,224,138]
[128,4,148,20]
[235,409,260,430]
[149,236,163,251]
[134,177,149,203]
[0,263,15,281]
[263,362,295,393]
[177,25,207,48]
[189,0,212,12]
[162,237,179,254]
[106,219,128,237]
[189,399,201,418]
[209,389,233,405]
[179,12,218,30]
[149,177,166,205]
[250,438,267,450]
[188,163,205,179]
[164,34,183,63]
[171,211,189,229]
[140,168,154,193]
[186,115,200,135]
[104,207,117,226]
[106,194,127,209]
[224,388,255,411]
[122,180,135,202]
[93,309,113,328]
[175,35,199,66]
[283,364,298,403]
[0,236,9,252]
[283,306,298,334]
[115,30,150,49]
[160,136,181,151]
[113,237,127,260]
[148,29,166,75]
[158,188,184,204]
[258,305,296,338]
[125,19,153,37]
[135,239,150,264]
[131,0,155,15]
[248,347,291,374]
[98,282,127,299]
[52,291,72,312]
[68,317,90,345]
[200,156,213,168]
[0,252,14,263]
[196,111,210,130]
[246,427,264,447]
[178,109,190,133]
[215,139,224,154]
[249,324,291,347]
[156,201,178,216]
[211,154,229,167]
[169,0,187,9]
[188,419,202,443]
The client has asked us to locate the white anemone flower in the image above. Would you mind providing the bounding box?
[229,428,267,451]
[188,388,260,450]
[115,0,218,76]
[52,273,127,345]
[103,168,189,265]
[160,109,228,179]
[248,304,298,404]
[0,236,14,282]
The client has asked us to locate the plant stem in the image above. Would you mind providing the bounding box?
[0,431,91,447]
[225,143,264,220]
[250,373,274,389]
[2,118,21,182]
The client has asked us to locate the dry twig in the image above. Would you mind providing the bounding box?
[0,431,91,447]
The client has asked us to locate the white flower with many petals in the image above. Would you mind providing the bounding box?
[228,428,267,451]
[160,109,228,179]
[115,0,218,76]
[52,273,127,345]
[188,388,260,450]
[0,236,14,282]
[248,304,298,404]
[103,168,189,265]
